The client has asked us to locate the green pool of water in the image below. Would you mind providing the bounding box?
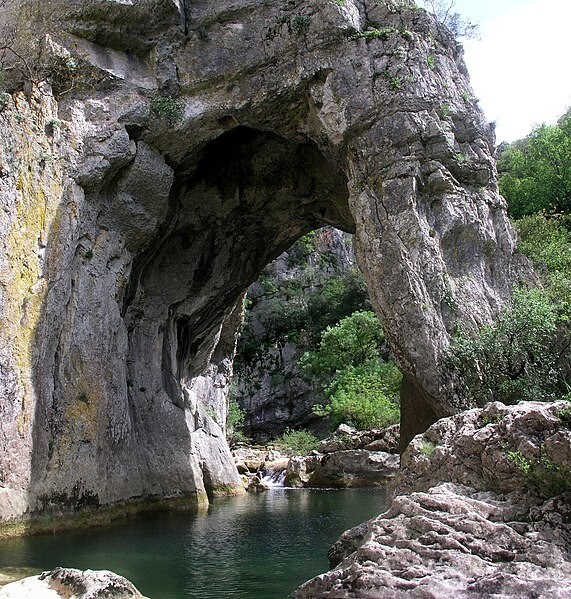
[0,488,387,598]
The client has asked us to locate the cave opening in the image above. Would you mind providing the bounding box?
[123,126,356,412]
[231,226,379,444]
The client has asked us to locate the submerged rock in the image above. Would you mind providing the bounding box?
[0,567,147,599]
[0,568,41,588]
[296,402,571,598]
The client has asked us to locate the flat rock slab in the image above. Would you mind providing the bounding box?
[297,483,571,598]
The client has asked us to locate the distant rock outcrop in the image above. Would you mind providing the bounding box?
[296,401,571,598]
[0,0,518,526]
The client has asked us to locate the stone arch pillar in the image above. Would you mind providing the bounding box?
[0,0,520,521]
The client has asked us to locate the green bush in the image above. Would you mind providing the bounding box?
[302,310,401,430]
[275,428,319,456]
[506,447,571,496]
[498,109,571,218]
[314,360,401,430]
[515,214,571,318]
[226,397,247,444]
[300,310,388,378]
[446,287,564,406]
[235,263,371,369]
[150,95,185,123]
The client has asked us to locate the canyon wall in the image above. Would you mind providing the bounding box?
[0,0,517,523]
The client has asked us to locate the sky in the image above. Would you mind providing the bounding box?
[440,0,571,143]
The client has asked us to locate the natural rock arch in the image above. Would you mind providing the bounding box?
[0,0,518,522]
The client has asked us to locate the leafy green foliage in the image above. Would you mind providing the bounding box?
[419,440,437,457]
[275,428,319,456]
[515,214,571,318]
[314,361,401,430]
[235,260,371,368]
[350,26,398,42]
[303,311,401,430]
[498,110,571,218]
[150,95,185,123]
[226,397,247,445]
[506,447,571,496]
[300,310,388,377]
[451,119,571,405]
[266,13,311,38]
[447,288,564,406]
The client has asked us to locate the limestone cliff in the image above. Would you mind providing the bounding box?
[297,401,571,597]
[233,227,367,441]
[0,0,518,524]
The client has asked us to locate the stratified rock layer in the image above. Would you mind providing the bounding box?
[296,401,571,598]
[0,0,517,523]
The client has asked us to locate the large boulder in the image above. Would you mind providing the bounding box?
[0,567,147,599]
[307,450,399,488]
[296,401,571,597]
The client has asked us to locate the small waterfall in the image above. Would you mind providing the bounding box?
[261,467,286,487]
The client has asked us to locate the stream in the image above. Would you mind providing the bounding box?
[0,488,388,598]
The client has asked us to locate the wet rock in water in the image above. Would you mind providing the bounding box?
[285,454,324,488]
[308,450,400,488]
[0,567,42,588]
[231,446,269,474]
[296,402,571,598]
[0,567,147,598]
[246,475,270,493]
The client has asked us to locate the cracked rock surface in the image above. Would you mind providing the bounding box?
[0,0,519,522]
[296,402,571,598]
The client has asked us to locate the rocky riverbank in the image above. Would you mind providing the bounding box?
[296,401,571,598]
[232,424,401,490]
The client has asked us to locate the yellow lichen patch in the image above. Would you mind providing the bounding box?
[0,88,65,438]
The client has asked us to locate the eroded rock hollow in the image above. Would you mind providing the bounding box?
[0,0,517,522]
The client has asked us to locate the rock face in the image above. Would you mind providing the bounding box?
[296,401,571,598]
[306,449,399,488]
[233,227,363,442]
[285,425,401,487]
[0,567,146,599]
[0,0,518,523]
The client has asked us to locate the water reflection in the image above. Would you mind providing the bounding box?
[0,489,387,599]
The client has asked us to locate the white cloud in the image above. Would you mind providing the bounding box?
[462,0,571,142]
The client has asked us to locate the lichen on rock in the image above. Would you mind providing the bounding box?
[0,0,520,527]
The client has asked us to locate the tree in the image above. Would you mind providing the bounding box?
[300,310,388,377]
[302,311,401,430]
[446,288,565,406]
[498,111,571,219]
[419,0,479,38]
[313,361,401,430]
